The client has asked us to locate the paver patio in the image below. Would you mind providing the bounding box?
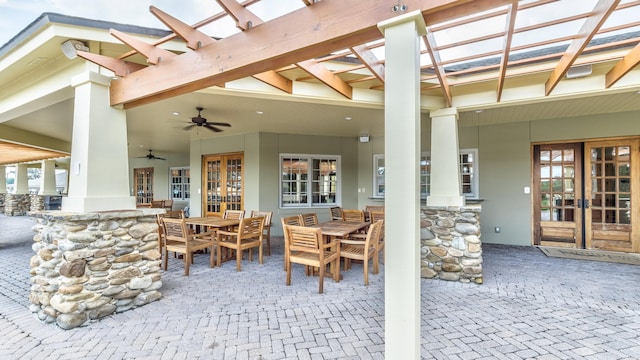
[1,214,640,359]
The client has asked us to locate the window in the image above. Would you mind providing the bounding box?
[373,148,479,200]
[373,154,385,197]
[280,154,339,207]
[170,167,190,200]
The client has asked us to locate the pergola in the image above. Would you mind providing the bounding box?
[8,0,639,358]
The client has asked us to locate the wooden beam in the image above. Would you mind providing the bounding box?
[150,6,215,49]
[109,29,176,65]
[544,0,620,95]
[350,44,385,82]
[111,0,518,108]
[216,0,264,30]
[605,43,640,88]
[422,31,452,107]
[76,51,146,76]
[496,2,518,102]
[252,70,293,93]
[296,59,353,99]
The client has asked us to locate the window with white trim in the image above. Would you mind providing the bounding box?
[280,154,339,207]
[373,148,479,200]
[170,167,190,200]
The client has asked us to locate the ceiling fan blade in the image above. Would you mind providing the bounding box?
[207,122,231,127]
[183,124,196,131]
[203,124,223,132]
[154,156,167,160]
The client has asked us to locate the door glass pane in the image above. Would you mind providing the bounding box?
[604,163,616,176]
[619,210,631,224]
[564,179,574,192]
[552,150,562,163]
[540,165,550,178]
[590,145,632,226]
[563,149,574,162]
[552,166,562,178]
[540,150,550,162]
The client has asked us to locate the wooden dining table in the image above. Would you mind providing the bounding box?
[307,220,370,279]
[184,217,241,264]
[310,220,370,240]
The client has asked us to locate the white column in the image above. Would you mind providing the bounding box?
[378,11,425,360]
[39,160,58,195]
[13,164,29,194]
[427,108,465,206]
[62,71,136,212]
[0,166,6,194]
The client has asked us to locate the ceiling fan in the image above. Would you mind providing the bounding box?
[139,150,166,160]
[184,107,231,132]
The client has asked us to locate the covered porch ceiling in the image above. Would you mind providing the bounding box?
[1,0,640,162]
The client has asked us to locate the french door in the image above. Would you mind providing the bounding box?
[134,167,154,205]
[202,152,244,217]
[533,139,640,253]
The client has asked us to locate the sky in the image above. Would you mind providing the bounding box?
[0,0,303,47]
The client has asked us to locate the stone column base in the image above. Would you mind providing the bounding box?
[420,205,483,284]
[29,209,165,329]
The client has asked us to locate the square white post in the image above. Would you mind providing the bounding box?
[39,160,58,195]
[378,10,425,360]
[427,108,465,206]
[62,72,135,212]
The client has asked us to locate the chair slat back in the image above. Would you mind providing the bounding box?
[285,225,322,254]
[329,207,343,221]
[342,209,365,222]
[250,210,272,227]
[365,205,384,214]
[365,220,383,250]
[300,213,319,226]
[239,216,265,239]
[151,200,164,208]
[223,209,245,220]
[162,218,188,243]
[281,215,302,227]
[369,211,384,223]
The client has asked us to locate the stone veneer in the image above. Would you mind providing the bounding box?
[30,194,44,212]
[420,205,483,284]
[4,193,30,216]
[29,209,164,329]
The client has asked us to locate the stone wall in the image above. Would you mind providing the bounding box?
[30,194,44,212]
[29,209,164,329]
[420,206,483,284]
[4,194,30,216]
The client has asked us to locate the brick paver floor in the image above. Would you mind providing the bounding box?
[1,214,640,359]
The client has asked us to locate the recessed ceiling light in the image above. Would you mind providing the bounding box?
[345,116,352,121]
[170,111,180,116]
[256,111,264,115]
[475,110,484,113]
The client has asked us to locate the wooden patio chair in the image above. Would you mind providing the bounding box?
[369,211,385,263]
[215,216,265,271]
[281,215,303,270]
[163,199,174,211]
[223,209,245,220]
[337,220,382,286]
[151,200,164,208]
[250,210,273,256]
[329,206,343,221]
[300,212,319,226]
[283,224,340,294]
[156,210,185,259]
[342,209,365,222]
[161,217,216,276]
